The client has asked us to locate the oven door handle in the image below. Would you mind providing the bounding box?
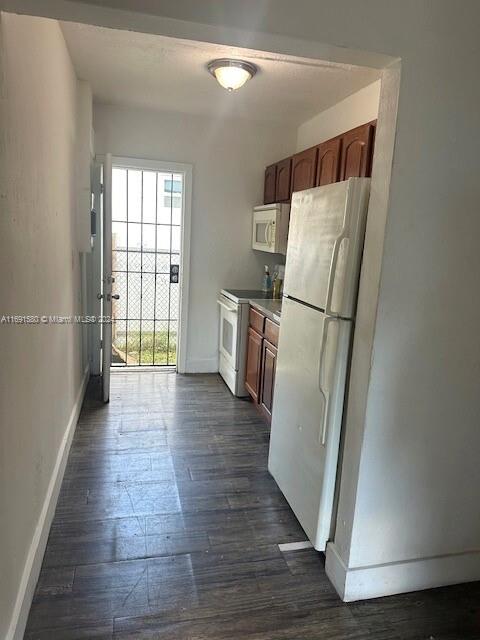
[217,298,238,313]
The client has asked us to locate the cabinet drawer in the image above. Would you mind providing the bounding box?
[249,307,265,334]
[264,318,279,347]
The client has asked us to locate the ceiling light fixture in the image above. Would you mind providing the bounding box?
[207,58,257,92]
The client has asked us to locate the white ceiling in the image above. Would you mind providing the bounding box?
[61,21,380,127]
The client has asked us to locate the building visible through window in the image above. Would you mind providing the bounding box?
[164,195,182,208]
[162,178,182,209]
[164,179,182,193]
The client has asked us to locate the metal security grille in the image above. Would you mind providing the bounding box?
[110,167,182,367]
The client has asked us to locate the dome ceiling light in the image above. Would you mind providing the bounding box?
[207,58,258,92]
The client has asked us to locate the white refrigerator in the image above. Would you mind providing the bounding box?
[268,178,370,551]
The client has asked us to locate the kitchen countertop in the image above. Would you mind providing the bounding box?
[249,298,282,323]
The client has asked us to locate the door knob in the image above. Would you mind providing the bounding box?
[97,293,120,301]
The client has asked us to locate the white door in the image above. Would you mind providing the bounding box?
[101,153,113,402]
[268,296,351,550]
[283,178,370,318]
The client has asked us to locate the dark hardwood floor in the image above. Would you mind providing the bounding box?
[25,373,480,639]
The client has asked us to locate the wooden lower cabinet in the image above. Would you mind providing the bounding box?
[244,327,263,402]
[260,339,277,419]
[245,307,280,423]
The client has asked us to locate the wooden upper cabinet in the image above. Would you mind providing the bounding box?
[291,147,318,194]
[262,120,376,205]
[339,122,375,180]
[264,164,277,204]
[316,137,341,187]
[275,158,292,202]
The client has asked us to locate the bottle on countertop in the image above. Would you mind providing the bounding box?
[272,264,285,299]
[262,265,272,294]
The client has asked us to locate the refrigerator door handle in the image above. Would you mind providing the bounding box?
[320,394,330,446]
[325,230,347,317]
[318,316,337,445]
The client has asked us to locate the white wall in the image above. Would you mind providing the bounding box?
[93,104,296,372]
[24,0,480,600]
[3,0,480,602]
[100,1,480,600]
[0,13,89,639]
[296,80,381,151]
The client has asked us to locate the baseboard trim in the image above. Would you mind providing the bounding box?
[6,365,90,640]
[185,357,218,374]
[325,541,480,602]
[324,542,348,599]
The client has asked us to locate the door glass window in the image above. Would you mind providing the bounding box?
[111,168,183,367]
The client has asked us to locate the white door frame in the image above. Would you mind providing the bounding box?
[107,155,192,374]
[87,161,103,376]
[101,153,113,400]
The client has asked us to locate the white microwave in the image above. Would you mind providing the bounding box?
[252,203,290,254]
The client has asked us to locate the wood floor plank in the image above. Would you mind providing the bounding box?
[24,372,480,639]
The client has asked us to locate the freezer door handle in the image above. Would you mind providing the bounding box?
[318,316,337,445]
[325,230,347,317]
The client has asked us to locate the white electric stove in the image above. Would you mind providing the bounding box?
[217,289,272,396]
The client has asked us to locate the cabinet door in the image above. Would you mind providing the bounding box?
[260,339,277,418]
[245,327,263,402]
[339,123,374,180]
[275,158,292,202]
[291,147,318,194]
[264,164,277,204]
[316,138,341,186]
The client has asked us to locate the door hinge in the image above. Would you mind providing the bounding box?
[100,183,104,194]
[100,339,103,348]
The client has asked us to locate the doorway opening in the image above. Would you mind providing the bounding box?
[109,160,189,368]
